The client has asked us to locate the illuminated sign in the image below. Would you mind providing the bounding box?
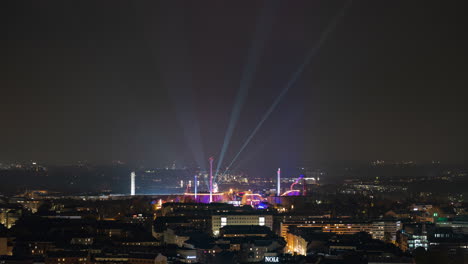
[186,256,196,259]
[265,256,279,262]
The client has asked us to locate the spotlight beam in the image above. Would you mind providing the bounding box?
[215,0,280,179]
[163,6,207,171]
[232,105,302,172]
[224,0,352,173]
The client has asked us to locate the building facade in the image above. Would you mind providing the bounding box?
[212,214,273,236]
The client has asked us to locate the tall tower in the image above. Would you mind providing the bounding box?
[209,157,214,203]
[130,171,136,196]
[194,174,198,199]
[277,168,281,196]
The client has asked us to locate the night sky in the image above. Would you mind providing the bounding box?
[1,1,467,171]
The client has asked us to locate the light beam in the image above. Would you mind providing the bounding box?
[224,0,352,172]
[215,0,280,179]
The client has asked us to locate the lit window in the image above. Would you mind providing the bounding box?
[259,217,265,226]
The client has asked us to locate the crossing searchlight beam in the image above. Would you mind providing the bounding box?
[224,0,352,172]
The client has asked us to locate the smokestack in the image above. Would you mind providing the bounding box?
[277,168,281,195]
[130,171,136,196]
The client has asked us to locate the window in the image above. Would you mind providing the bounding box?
[259,217,265,226]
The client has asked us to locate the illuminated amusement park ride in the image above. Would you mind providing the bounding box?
[183,157,226,203]
[182,162,307,206]
[280,175,305,196]
[143,158,315,208]
[182,157,269,206]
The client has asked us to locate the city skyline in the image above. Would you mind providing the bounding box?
[3,2,468,263]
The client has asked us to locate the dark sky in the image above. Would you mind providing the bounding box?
[1,1,467,171]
